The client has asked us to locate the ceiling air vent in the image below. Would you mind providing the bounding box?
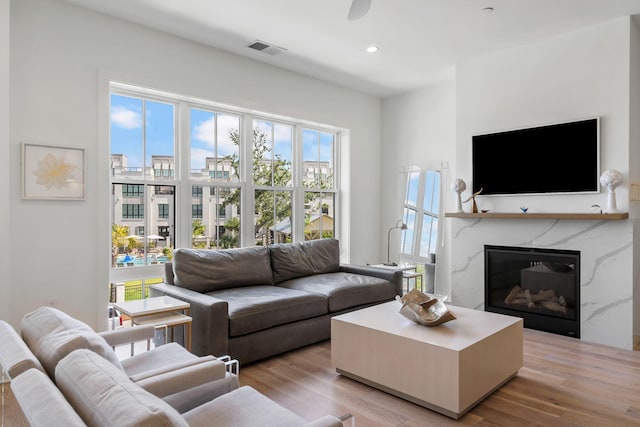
[247,40,287,56]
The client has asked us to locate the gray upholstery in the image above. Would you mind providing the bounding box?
[11,368,86,427]
[182,385,342,427]
[208,286,328,337]
[277,271,396,312]
[173,246,273,292]
[21,306,123,377]
[0,320,45,379]
[270,238,340,284]
[151,239,404,364]
[55,349,189,427]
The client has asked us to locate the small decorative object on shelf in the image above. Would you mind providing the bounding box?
[395,289,456,327]
[520,206,528,213]
[450,178,466,213]
[600,169,623,213]
[463,188,483,213]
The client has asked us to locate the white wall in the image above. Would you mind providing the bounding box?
[630,16,640,340]
[381,79,456,291]
[0,0,9,323]
[456,18,631,214]
[9,0,382,329]
[452,17,636,349]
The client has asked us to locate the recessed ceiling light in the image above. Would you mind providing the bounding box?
[366,46,379,53]
[482,6,494,12]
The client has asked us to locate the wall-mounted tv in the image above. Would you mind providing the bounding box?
[472,118,599,196]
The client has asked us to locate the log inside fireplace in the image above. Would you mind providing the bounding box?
[484,245,580,338]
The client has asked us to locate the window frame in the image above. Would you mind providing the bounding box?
[108,82,342,284]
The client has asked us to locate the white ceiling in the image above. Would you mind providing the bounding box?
[59,0,640,97]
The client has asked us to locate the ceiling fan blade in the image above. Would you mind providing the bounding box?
[348,0,371,21]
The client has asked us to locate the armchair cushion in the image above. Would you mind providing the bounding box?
[173,246,273,292]
[56,349,188,427]
[21,306,123,377]
[0,320,45,379]
[270,238,340,284]
[183,385,343,427]
[11,368,86,426]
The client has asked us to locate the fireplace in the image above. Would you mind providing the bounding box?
[484,245,580,338]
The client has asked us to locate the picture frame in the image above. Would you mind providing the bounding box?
[22,143,85,200]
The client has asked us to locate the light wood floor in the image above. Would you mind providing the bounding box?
[239,329,640,426]
[2,329,639,426]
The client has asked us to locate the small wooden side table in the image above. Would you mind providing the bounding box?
[370,263,423,294]
[114,296,192,351]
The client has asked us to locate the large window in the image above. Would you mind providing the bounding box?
[110,92,176,272]
[109,85,340,280]
[400,169,440,261]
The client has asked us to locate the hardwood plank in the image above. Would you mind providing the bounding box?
[241,328,640,426]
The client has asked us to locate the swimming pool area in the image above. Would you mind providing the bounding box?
[116,254,169,266]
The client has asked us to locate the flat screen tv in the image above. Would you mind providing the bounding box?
[472,118,599,196]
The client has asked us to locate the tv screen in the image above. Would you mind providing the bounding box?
[472,118,599,196]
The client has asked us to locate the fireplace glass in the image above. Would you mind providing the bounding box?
[484,245,580,338]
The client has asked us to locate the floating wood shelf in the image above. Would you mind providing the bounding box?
[445,212,629,220]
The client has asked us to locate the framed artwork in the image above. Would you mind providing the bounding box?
[22,143,85,200]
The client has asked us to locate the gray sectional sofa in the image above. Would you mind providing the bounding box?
[151,238,403,365]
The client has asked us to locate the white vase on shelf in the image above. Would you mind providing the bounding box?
[450,178,466,213]
[600,169,623,213]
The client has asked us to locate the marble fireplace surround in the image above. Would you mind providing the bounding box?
[449,216,634,350]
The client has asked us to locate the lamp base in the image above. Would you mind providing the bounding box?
[383,262,398,266]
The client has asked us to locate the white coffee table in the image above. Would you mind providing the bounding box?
[331,300,523,419]
[114,296,192,351]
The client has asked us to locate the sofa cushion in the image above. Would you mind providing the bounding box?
[183,385,308,427]
[277,272,396,312]
[21,306,123,378]
[0,320,45,379]
[269,238,340,284]
[173,246,273,292]
[56,349,189,427]
[11,368,86,426]
[208,286,328,337]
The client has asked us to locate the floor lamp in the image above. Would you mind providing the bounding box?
[384,219,407,266]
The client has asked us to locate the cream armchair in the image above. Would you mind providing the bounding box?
[18,306,239,413]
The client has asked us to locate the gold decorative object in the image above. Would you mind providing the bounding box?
[463,188,483,213]
[396,289,457,327]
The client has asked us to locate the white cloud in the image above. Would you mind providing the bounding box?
[111,106,141,129]
[193,115,239,156]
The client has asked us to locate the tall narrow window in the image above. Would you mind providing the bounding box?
[110,93,176,269]
[190,108,241,249]
[303,129,336,240]
[253,120,293,245]
[401,169,440,261]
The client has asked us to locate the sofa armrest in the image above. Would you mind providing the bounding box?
[98,324,155,347]
[135,358,229,398]
[150,283,230,357]
[304,415,345,427]
[128,355,226,383]
[340,264,404,296]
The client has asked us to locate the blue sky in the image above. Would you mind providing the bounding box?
[110,94,334,170]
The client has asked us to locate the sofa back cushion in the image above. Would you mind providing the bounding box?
[0,320,45,379]
[270,238,340,284]
[11,368,86,426]
[56,349,189,427]
[21,306,123,378]
[172,246,273,292]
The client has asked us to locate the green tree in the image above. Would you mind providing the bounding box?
[192,219,206,248]
[111,224,129,267]
[224,128,292,241]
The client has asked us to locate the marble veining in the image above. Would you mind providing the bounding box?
[449,217,634,350]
